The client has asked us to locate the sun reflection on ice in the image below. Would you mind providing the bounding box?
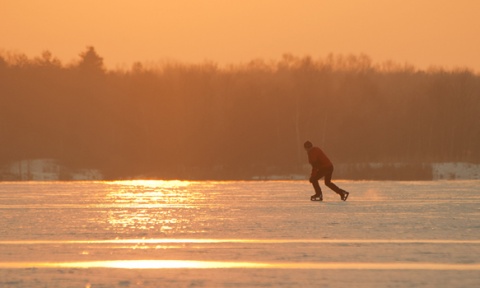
[2,260,480,270]
[110,180,191,189]
[104,180,200,235]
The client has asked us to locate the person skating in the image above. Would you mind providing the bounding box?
[304,141,349,201]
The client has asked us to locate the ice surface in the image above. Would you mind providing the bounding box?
[0,180,479,287]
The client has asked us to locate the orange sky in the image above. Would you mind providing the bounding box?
[2,0,480,71]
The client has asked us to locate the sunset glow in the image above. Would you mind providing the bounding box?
[2,0,480,71]
[2,2,480,284]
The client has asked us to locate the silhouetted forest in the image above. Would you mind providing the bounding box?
[1,47,479,179]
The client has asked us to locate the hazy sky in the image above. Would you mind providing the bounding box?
[2,0,480,71]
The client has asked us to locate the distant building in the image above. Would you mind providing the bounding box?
[432,163,480,180]
[71,169,103,180]
[2,159,60,180]
[0,159,103,181]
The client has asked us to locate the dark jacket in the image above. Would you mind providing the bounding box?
[308,147,333,176]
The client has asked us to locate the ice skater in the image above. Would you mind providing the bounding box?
[304,141,349,201]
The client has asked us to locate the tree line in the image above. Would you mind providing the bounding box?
[1,47,479,179]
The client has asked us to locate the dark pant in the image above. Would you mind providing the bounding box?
[309,166,343,196]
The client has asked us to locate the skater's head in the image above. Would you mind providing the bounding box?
[303,141,313,151]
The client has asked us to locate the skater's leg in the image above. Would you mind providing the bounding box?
[309,175,323,200]
[312,180,323,196]
[323,167,342,194]
[324,167,349,201]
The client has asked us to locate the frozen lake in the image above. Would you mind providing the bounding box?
[1,180,479,287]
